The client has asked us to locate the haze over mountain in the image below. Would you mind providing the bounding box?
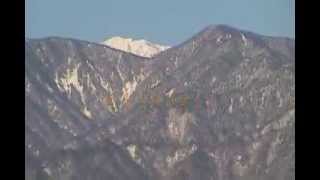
[25,25,295,180]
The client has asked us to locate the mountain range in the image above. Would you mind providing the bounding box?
[25,25,295,180]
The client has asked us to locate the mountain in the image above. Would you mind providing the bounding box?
[102,36,170,57]
[25,25,295,180]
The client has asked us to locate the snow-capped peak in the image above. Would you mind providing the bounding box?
[102,36,170,58]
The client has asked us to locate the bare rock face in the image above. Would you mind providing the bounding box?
[26,25,295,180]
[102,36,170,58]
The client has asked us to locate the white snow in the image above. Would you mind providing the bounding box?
[150,79,160,88]
[116,54,125,82]
[165,88,175,98]
[239,96,245,106]
[241,33,248,46]
[109,126,116,134]
[174,57,179,67]
[216,36,223,44]
[127,144,138,159]
[44,167,52,176]
[102,36,170,58]
[236,155,242,161]
[276,91,283,107]
[166,144,198,168]
[211,76,217,84]
[35,149,40,157]
[67,57,72,64]
[121,80,138,104]
[228,98,234,113]
[58,64,86,104]
[83,106,92,119]
[47,84,53,93]
[86,73,96,93]
[26,79,31,93]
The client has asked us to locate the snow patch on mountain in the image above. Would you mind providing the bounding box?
[102,36,170,58]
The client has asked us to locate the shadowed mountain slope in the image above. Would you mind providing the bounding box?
[26,25,294,180]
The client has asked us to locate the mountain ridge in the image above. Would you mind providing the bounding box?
[26,24,294,180]
[28,24,294,59]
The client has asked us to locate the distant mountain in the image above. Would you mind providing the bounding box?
[102,36,170,57]
[26,25,295,180]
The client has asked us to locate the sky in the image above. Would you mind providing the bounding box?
[26,0,295,46]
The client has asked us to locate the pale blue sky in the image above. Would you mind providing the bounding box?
[26,0,295,45]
